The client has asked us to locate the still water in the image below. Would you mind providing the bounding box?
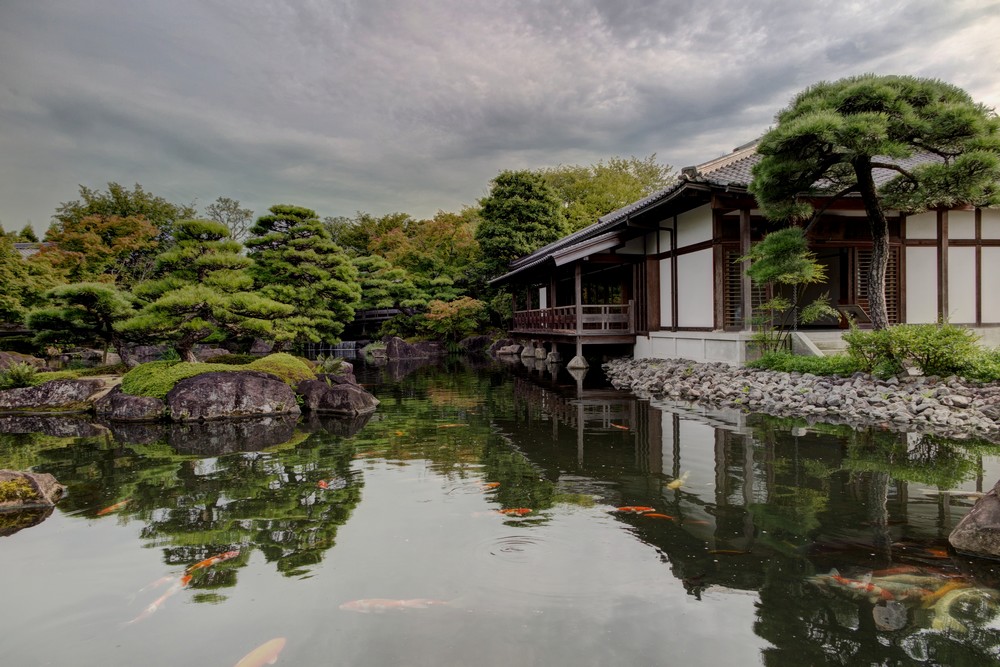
[2,358,1000,666]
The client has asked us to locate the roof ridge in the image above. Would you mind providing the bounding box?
[681,140,759,179]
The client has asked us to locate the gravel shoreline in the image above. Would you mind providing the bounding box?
[603,357,1000,441]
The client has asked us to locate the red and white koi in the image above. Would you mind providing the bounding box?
[126,575,191,624]
[186,549,240,574]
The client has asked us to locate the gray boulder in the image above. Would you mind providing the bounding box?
[0,470,65,509]
[94,386,166,422]
[383,336,427,359]
[296,379,379,415]
[0,351,45,369]
[950,479,1000,558]
[459,335,492,354]
[0,379,107,414]
[166,371,300,421]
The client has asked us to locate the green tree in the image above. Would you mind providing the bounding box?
[53,182,196,237]
[540,155,674,231]
[119,220,293,362]
[204,196,254,243]
[245,205,361,348]
[0,236,57,325]
[27,283,136,365]
[352,255,428,313]
[750,75,1000,329]
[17,225,38,243]
[325,211,414,256]
[475,170,568,281]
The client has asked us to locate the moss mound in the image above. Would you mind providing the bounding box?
[121,354,316,399]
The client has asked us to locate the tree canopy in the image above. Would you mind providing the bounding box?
[120,219,292,361]
[245,205,361,347]
[475,170,568,281]
[0,236,56,325]
[750,74,1000,329]
[204,196,254,243]
[26,282,136,363]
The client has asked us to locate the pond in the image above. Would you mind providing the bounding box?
[2,357,1000,666]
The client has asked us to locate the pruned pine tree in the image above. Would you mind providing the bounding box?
[119,219,293,362]
[27,283,136,365]
[245,205,361,349]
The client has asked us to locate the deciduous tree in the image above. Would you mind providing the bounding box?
[204,196,254,243]
[750,75,1000,329]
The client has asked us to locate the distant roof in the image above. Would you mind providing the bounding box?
[13,242,42,259]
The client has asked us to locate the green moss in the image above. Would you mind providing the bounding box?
[202,353,258,365]
[33,370,82,384]
[121,354,316,399]
[0,478,36,502]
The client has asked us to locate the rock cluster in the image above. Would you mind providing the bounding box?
[949,478,1000,558]
[604,358,1000,440]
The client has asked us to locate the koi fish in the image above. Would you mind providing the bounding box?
[921,580,971,608]
[338,598,449,613]
[234,637,286,667]
[610,423,629,430]
[96,498,131,516]
[186,550,240,574]
[496,508,532,516]
[642,513,676,520]
[437,424,467,429]
[666,471,690,490]
[394,431,406,436]
[615,506,656,513]
[126,575,191,624]
[826,569,894,601]
[481,482,501,490]
[684,520,710,526]
[871,565,925,577]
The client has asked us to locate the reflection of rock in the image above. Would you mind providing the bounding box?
[0,379,107,413]
[0,470,65,509]
[107,416,300,454]
[166,371,300,421]
[94,386,166,421]
[380,358,434,382]
[0,506,54,537]
[302,411,373,437]
[949,479,1000,558]
[0,415,108,437]
[296,380,379,415]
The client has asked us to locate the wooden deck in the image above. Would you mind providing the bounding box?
[511,302,635,343]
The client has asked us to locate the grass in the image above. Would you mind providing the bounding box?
[747,351,861,377]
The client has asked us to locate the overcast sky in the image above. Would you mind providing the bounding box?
[1,0,998,232]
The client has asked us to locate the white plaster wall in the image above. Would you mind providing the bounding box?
[539,287,547,310]
[905,246,937,323]
[983,209,1000,239]
[947,247,975,323]
[634,331,749,364]
[676,205,713,249]
[676,249,714,328]
[949,210,976,239]
[983,247,1000,322]
[906,211,937,239]
[659,257,672,328]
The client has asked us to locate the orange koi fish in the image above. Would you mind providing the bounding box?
[96,498,131,516]
[437,423,467,429]
[610,423,629,431]
[684,520,710,526]
[394,431,406,436]
[317,477,347,491]
[481,482,501,490]
[827,569,894,601]
[615,506,656,513]
[496,508,532,516]
[186,550,240,574]
[920,580,971,608]
[234,637,286,667]
[339,598,449,613]
[126,575,191,624]
[642,513,676,520]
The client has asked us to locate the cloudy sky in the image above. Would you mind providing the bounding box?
[1,0,998,232]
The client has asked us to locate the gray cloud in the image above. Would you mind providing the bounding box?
[1,0,998,231]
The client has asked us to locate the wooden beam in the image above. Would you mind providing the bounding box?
[645,257,660,332]
[976,207,982,325]
[740,208,753,331]
[575,263,583,335]
[937,211,948,320]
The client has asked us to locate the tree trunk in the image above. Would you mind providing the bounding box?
[179,347,198,363]
[853,159,891,330]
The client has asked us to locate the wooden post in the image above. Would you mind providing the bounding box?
[976,207,982,325]
[567,263,588,369]
[740,208,753,331]
[938,209,949,321]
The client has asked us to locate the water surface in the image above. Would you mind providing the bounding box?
[2,358,1000,666]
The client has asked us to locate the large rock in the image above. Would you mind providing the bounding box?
[296,379,379,415]
[94,386,166,422]
[166,371,300,421]
[383,336,428,359]
[0,351,45,369]
[0,379,107,414]
[949,479,1000,558]
[0,470,65,509]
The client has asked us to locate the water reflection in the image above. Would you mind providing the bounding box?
[1,359,1000,665]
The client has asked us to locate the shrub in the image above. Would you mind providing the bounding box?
[202,353,258,365]
[845,323,980,377]
[747,351,860,376]
[0,362,39,390]
[963,347,1000,383]
[843,326,896,374]
[121,354,316,399]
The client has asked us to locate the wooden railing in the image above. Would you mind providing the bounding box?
[512,301,633,335]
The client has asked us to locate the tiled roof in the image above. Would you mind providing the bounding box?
[13,243,42,259]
